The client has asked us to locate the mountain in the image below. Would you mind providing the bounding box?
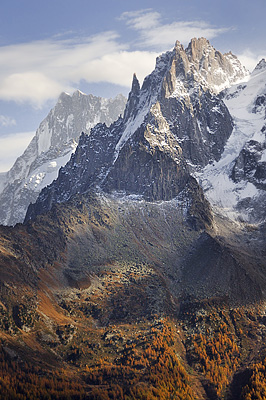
[1,38,266,400]
[25,38,248,222]
[0,91,126,226]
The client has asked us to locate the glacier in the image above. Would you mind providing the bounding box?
[197,60,266,221]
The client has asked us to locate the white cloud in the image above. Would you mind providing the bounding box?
[0,10,232,107]
[0,131,35,172]
[237,49,266,72]
[0,33,119,104]
[76,51,158,87]
[0,31,158,107]
[120,9,230,50]
[0,115,16,127]
[0,72,64,108]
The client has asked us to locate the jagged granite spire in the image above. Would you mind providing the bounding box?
[123,73,141,121]
[131,73,141,93]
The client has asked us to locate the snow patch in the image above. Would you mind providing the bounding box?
[37,120,52,155]
[170,78,190,99]
[24,146,76,192]
[114,106,148,160]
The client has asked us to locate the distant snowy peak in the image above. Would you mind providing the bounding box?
[0,91,126,226]
[35,90,127,156]
[4,91,127,187]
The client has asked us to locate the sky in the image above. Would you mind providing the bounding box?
[0,0,265,172]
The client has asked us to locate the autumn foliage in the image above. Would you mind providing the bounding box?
[0,320,196,400]
[86,320,196,400]
[1,299,265,400]
[190,324,240,396]
[0,346,86,400]
[241,358,266,400]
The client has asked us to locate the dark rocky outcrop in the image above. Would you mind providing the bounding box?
[231,139,266,188]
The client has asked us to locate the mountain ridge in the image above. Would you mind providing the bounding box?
[25,37,248,223]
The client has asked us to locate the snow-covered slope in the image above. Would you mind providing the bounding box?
[198,59,266,222]
[0,91,126,225]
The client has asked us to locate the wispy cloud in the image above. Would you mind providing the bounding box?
[0,31,157,107]
[0,131,35,172]
[120,9,161,31]
[0,32,124,107]
[120,9,230,50]
[0,9,232,108]
[0,115,16,127]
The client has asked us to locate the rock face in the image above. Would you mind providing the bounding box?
[25,38,247,223]
[231,138,266,186]
[0,91,126,226]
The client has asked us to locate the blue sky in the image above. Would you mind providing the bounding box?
[0,0,265,171]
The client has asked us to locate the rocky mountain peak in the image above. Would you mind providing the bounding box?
[186,38,247,92]
[159,38,248,101]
